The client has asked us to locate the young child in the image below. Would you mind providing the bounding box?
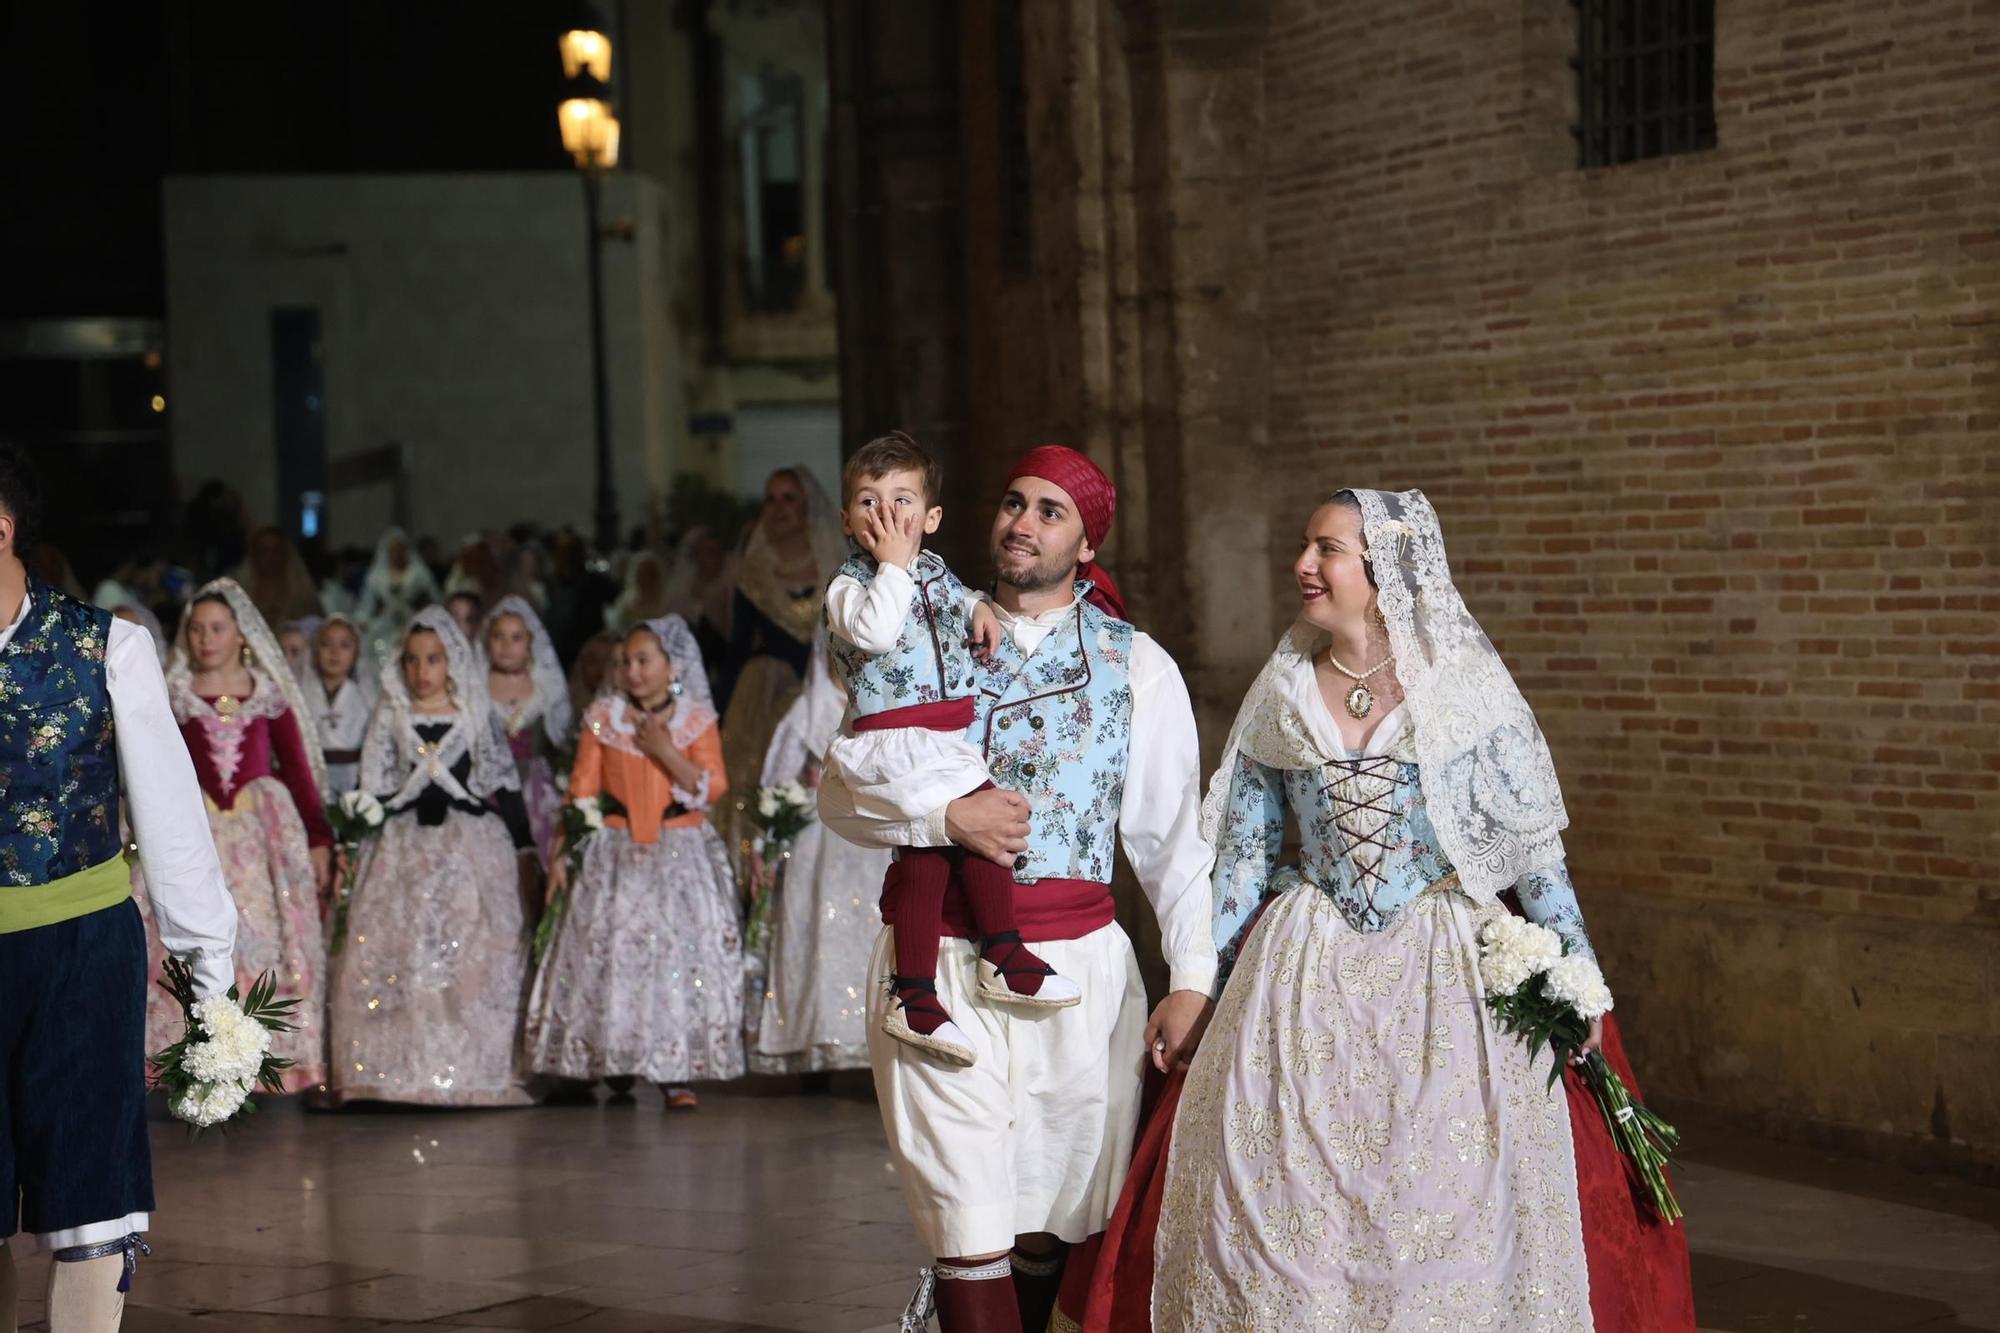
[326,608,539,1106]
[525,615,742,1106]
[303,613,376,793]
[823,432,1081,1067]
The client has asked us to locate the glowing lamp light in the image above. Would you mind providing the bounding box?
[558,98,620,171]
[559,29,612,82]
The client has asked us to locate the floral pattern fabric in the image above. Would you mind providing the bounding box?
[326,803,535,1106]
[525,820,745,1083]
[825,549,979,716]
[0,583,120,886]
[1154,881,1591,1332]
[133,778,327,1091]
[972,600,1134,885]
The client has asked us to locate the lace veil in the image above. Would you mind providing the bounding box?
[168,576,330,798]
[1199,489,1569,905]
[368,606,519,802]
[475,595,573,746]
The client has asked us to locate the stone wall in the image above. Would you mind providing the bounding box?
[973,0,1999,1167]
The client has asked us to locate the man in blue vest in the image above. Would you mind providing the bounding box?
[820,445,1218,1333]
[0,446,238,1332]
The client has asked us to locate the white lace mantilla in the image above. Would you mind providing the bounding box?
[1352,488,1568,900]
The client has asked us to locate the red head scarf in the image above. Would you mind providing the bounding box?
[1005,445,1127,620]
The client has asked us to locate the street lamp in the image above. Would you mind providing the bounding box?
[557,25,622,553]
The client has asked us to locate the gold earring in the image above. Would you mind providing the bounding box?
[240,644,253,666]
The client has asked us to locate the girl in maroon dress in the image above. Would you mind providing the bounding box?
[134,578,333,1091]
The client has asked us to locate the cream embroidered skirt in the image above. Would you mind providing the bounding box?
[1154,874,1593,1331]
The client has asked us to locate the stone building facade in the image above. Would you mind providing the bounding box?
[834,0,1999,1169]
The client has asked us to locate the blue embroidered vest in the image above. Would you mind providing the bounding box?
[826,549,979,718]
[0,583,122,887]
[970,590,1134,884]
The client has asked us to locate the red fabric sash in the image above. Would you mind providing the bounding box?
[879,859,1116,942]
[850,696,978,734]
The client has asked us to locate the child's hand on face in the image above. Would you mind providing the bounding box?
[860,500,925,571]
[968,601,1003,659]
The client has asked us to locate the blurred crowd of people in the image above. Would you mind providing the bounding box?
[79,465,888,1109]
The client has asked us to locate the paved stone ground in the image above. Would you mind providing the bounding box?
[8,1087,1996,1331]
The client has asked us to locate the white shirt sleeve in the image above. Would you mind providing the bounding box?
[106,619,239,998]
[824,565,915,655]
[816,763,951,849]
[1119,632,1220,997]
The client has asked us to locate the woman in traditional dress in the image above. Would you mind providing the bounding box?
[326,608,540,1107]
[744,629,889,1076]
[134,577,333,1092]
[354,527,442,668]
[477,595,572,867]
[1139,489,1693,1332]
[525,615,743,1107]
[715,467,845,878]
[301,613,376,795]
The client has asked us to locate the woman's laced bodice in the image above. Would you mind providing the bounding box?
[1211,705,1594,986]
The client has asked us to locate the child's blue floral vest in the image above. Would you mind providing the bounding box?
[0,583,123,887]
[827,549,979,717]
[970,589,1134,885]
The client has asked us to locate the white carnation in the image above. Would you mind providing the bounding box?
[339,790,386,827]
[780,781,810,808]
[172,1079,249,1128]
[579,799,605,831]
[757,788,780,818]
[1543,953,1615,1020]
[183,997,272,1085]
[1476,915,1561,998]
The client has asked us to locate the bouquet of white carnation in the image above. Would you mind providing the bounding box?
[1476,912,1681,1222]
[149,956,299,1134]
[325,790,386,955]
[745,780,815,951]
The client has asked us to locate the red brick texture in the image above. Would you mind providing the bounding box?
[1258,0,1998,1159]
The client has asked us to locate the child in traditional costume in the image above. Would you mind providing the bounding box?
[326,608,539,1107]
[822,434,1081,1068]
[526,615,742,1107]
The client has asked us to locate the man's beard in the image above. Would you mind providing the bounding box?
[992,534,1084,594]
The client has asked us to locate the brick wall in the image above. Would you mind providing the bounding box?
[1254,0,1998,1161]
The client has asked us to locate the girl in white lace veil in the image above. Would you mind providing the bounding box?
[476,595,573,748]
[364,606,519,806]
[328,605,538,1107]
[524,611,745,1100]
[168,578,329,798]
[1200,487,1569,907]
[139,576,333,1090]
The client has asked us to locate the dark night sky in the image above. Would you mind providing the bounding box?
[1,1,594,319]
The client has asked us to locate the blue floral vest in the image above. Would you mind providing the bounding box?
[826,549,979,718]
[971,591,1134,884]
[0,583,122,887]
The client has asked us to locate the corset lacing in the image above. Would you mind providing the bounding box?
[1318,755,1403,904]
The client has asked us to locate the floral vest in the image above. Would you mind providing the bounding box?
[0,583,122,887]
[826,549,979,718]
[971,592,1134,885]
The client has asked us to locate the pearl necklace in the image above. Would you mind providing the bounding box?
[1326,649,1395,720]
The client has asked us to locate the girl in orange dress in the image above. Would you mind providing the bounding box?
[525,614,744,1106]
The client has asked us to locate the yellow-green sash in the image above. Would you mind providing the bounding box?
[0,856,133,934]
